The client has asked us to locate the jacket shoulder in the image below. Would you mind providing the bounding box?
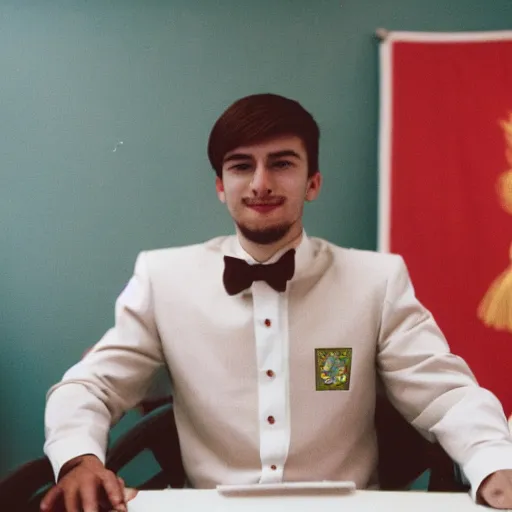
[320,239,405,276]
[141,236,229,271]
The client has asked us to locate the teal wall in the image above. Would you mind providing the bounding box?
[2,0,512,478]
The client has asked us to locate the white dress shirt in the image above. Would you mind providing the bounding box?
[234,238,296,483]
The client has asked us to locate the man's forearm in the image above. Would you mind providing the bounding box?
[44,383,112,481]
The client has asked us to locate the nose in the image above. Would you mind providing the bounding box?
[250,164,272,197]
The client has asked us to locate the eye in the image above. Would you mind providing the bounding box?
[229,163,253,172]
[272,160,293,169]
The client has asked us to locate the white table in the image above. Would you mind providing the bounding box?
[127,489,504,511]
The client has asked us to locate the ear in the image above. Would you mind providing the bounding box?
[305,171,322,201]
[215,176,226,203]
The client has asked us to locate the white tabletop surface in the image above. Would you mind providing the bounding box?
[126,488,505,512]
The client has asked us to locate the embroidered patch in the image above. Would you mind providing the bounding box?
[315,348,352,391]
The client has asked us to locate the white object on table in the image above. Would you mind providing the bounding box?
[217,480,356,495]
[127,488,495,512]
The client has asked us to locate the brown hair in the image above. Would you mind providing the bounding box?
[207,93,320,178]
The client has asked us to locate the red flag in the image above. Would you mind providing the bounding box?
[378,31,512,415]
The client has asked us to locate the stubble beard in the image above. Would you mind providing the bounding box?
[236,222,293,245]
[233,197,305,245]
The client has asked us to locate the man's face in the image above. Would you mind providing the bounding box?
[215,135,321,245]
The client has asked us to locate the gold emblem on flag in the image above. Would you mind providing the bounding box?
[477,113,512,333]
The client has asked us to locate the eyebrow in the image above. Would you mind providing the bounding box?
[268,150,302,160]
[223,149,302,164]
[223,153,252,164]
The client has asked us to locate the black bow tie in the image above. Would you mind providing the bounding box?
[223,249,296,296]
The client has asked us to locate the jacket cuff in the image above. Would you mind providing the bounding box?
[44,436,106,482]
[462,444,512,502]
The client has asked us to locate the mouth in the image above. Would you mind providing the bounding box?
[244,198,285,214]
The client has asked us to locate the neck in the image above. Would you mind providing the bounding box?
[237,222,304,263]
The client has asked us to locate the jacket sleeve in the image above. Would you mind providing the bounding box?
[44,251,165,481]
[377,254,512,500]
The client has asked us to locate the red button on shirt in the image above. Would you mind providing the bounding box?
[266,369,275,378]
[268,415,275,425]
[264,319,272,327]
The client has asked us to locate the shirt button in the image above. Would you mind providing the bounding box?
[264,319,272,327]
[266,369,275,378]
[267,415,275,425]
[271,465,277,471]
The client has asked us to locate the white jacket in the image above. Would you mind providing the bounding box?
[44,234,512,500]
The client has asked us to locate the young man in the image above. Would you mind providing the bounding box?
[42,94,512,512]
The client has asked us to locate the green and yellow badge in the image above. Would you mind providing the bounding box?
[315,348,352,391]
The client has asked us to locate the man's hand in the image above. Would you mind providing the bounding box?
[477,470,512,509]
[40,454,138,512]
